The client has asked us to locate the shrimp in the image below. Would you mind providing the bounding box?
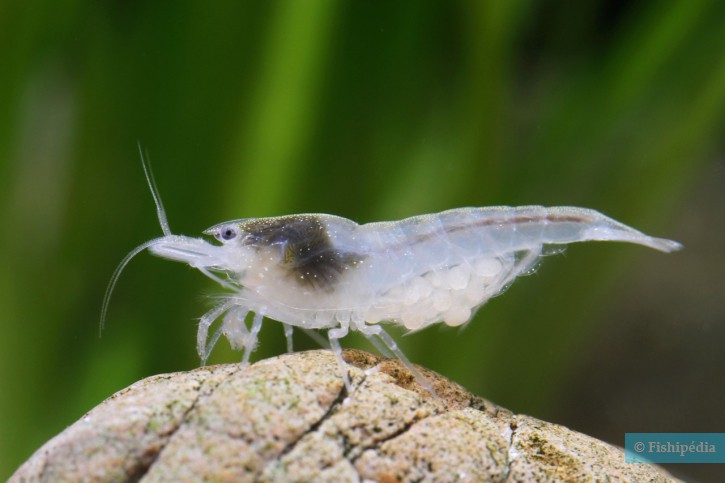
[102,149,683,393]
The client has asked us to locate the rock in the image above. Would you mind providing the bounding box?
[11,349,679,482]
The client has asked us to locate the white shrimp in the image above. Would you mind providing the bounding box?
[102,150,683,393]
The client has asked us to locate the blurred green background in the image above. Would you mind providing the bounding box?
[1,1,724,480]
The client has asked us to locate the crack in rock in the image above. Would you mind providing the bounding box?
[256,370,370,482]
[127,366,242,480]
[274,375,350,461]
[347,413,425,463]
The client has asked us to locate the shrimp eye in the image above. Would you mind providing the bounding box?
[219,226,238,241]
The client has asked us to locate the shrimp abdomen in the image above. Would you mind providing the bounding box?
[431,206,681,255]
[357,206,680,330]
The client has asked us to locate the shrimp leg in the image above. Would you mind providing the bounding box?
[302,328,330,348]
[204,326,225,364]
[221,307,250,352]
[328,320,352,392]
[359,327,394,358]
[241,312,264,368]
[282,323,294,353]
[198,267,238,291]
[198,299,237,364]
[355,321,435,395]
[484,248,542,302]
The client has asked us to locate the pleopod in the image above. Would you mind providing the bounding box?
[102,150,682,392]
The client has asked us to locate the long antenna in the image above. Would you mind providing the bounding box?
[100,237,165,335]
[138,141,171,236]
[100,145,172,336]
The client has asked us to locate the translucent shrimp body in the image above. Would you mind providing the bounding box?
[171,207,680,336]
[102,154,681,392]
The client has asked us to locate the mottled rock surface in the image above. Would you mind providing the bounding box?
[11,349,679,482]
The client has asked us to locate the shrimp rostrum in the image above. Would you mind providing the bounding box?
[102,162,682,392]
